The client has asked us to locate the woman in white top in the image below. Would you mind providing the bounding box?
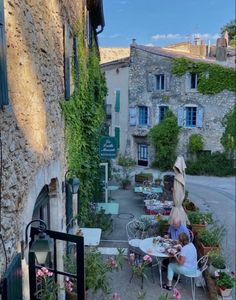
[163,232,197,290]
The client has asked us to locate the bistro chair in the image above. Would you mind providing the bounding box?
[188,228,194,243]
[174,255,209,300]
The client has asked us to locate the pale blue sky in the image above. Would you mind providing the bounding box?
[100,0,235,47]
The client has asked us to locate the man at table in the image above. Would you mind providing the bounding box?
[164,217,190,241]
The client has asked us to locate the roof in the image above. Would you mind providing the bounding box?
[99,47,130,64]
[100,57,130,70]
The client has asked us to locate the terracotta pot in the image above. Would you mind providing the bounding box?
[219,287,232,297]
[198,241,219,257]
[66,292,77,300]
[191,223,207,235]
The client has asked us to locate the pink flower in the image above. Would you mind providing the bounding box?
[173,288,181,300]
[143,255,152,263]
[36,269,44,277]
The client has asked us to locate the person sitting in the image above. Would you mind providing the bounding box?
[163,232,197,291]
[164,217,190,241]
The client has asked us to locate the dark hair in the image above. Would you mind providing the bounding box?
[178,232,189,245]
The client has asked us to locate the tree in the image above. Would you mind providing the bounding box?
[149,110,180,170]
[221,20,236,45]
[221,107,236,158]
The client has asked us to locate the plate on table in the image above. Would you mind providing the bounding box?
[158,246,165,253]
[166,248,178,255]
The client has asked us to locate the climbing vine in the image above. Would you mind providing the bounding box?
[172,58,236,95]
[221,106,236,157]
[61,24,107,219]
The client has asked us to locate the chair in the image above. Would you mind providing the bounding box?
[126,219,148,256]
[188,229,194,242]
[174,255,208,300]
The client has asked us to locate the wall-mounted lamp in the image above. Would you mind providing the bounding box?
[62,170,80,194]
[24,219,51,265]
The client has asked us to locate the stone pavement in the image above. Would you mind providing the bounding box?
[89,188,210,300]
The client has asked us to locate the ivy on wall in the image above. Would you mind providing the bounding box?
[172,58,236,95]
[61,26,107,220]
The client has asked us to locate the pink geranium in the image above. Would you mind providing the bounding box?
[143,255,152,263]
[173,288,181,300]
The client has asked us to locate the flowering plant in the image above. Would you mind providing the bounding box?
[159,288,181,299]
[216,271,236,290]
[131,255,152,279]
[35,267,59,300]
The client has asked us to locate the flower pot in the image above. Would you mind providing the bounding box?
[66,292,77,300]
[191,223,207,235]
[198,241,219,257]
[208,264,227,278]
[219,287,232,297]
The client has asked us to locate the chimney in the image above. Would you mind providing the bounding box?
[223,30,229,47]
[131,38,137,46]
[216,37,227,61]
[194,33,200,45]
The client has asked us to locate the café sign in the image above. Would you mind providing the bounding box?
[99,136,117,159]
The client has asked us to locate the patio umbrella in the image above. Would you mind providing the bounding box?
[169,156,190,226]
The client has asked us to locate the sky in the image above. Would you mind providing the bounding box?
[99,0,235,47]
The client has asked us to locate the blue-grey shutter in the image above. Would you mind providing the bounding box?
[0,0,9,106]
[73,37,79,83]
[147,107,151,126]
[64,23,70,100]
[197,107,203,127]
[185,73,190,92]
[129,107,137,125]
[177,107,184,127]
[115,127,120,149]
[156,106,160,124]
[115,90,120,112]
[165,75,171,91]
[147,73,154,92]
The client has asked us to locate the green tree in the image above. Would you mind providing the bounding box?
[221,19,236,44]
[188,134,204,154]
[149,110,179,170]
[221,107,236,158]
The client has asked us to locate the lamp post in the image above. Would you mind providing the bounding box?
[63,170,80,230]
[25,219,51,266]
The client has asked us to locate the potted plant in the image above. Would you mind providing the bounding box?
[35,267,59,300]
[157,219,169,236]
[135,172,153,184]
[183,199,198,212]
[117,155,135,189]
[216,271,236,297]
[208,250,227,278]
[197,225,225,256]
[121,176,132,190]
[154,172,163,186]
[187,211,213,234]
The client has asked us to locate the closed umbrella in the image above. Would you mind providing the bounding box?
[169,156,190,226]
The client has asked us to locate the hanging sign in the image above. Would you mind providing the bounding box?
[99,136,117,159]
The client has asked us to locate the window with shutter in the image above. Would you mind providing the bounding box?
[159,106,169,122]
[129,107,137,125]
[196,107,203,127]
[115,90,120,112]
[0,0,9,106]
[155,74,165,90]
[138,106,148,125]
[115,127,120,149]
[177,107,184,127]
[185,106,197,127]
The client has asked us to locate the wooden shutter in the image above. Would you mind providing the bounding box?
[129,107,137,125]
[115,127,120,149]
[177,107,184,127]
[115,90,120,112]
[0,0,8,106]
[196,107,203,127]
[64,23,70,100]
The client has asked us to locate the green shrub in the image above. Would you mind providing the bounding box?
[149,110,180,170]
[221,107,236,157]
[188,134,204,154]
[186,152,236,176]
[188,211,213,225]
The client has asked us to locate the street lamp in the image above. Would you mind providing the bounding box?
[68,177,80,194]
[25,219,51,265]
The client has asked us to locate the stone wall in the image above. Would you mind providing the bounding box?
[0,0,84,286]
[127,46,235,164]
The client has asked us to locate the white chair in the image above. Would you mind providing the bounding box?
[188,229,194,242]
[126,219,147,256]
[174,255,208,300]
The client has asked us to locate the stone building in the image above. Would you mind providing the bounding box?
[102,41,235,166]
[0,0,104,299]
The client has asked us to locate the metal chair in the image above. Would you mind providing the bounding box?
[174,255,209,300]
[126,219,148,256]
[188,228,194,242]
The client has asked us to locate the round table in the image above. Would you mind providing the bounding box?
[139,237,169,287]
[107,185,119,200]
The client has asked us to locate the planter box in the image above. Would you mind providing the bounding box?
[197,241,219,257]
[135,174,153,184]
[191,223,207,235]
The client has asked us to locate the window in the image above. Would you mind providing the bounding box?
[190,73,198,89]
[0,1,8,106]
[178,106,203,128]
[115,90,120,112]
[159,106,168,122]
[186,107,197,127]
[156,74,165,90]
[32,186,50,229]
[138,106,148,125]
[138,144,148,166]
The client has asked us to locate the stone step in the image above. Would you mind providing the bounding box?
[98,247,128,256]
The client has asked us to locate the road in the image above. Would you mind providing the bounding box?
[186,175,236,273]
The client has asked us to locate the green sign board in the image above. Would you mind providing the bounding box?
[99,136,117,159]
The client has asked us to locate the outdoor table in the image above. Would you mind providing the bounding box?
[139,237,170,287]
[96,202,119,214]
[134,186,163,194]
[80,227,102,246]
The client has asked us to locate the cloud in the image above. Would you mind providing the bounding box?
[145,43,155,47]
[110,34,122,39]
[151,33,220,41]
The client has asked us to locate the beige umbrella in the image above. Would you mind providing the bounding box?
[169,156,190,226]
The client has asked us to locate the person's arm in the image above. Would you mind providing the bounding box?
[174,254,185,265]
